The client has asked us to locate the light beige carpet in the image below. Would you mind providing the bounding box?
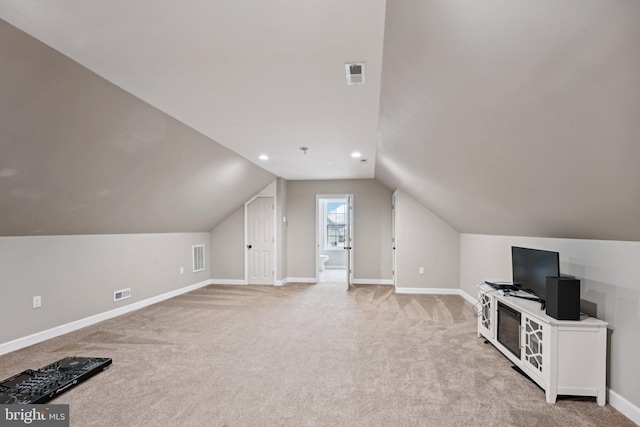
[0,282,634,426]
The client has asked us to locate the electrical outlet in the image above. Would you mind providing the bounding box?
[33,296,42,309]
[180,267,184,274]
[419,267,424,275]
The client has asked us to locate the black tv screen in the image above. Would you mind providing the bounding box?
[511,246,560,300]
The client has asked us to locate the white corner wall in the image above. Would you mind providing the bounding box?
[460,234,640,423]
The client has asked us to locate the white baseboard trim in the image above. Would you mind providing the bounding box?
[280,278,393,286]
[210,279,246,286]
[395,287,460,295]
[352,279,394,285]
[395,287,478,305]
[0,279,213,357]
[285,277,317,284]
[209,278,314,286]
[609,389,640,426]
[458,289,478,306]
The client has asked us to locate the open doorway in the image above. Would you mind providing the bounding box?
[316,194,353,288]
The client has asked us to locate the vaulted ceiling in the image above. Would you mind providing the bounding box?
[1,0,639,240]
[377,0,640,241]
[0,0,385,180]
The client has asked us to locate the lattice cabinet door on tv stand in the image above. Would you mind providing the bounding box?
[477,283,608,406]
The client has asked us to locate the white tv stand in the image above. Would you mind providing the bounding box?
[477,283,608,406]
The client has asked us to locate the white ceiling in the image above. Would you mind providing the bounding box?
[0,0,386,180]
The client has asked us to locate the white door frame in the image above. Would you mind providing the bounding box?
[391,191,397,287]
[244,195,276,285]
[346,193,354,290]
[315,194,354,287]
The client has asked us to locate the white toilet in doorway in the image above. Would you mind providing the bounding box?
[319,255,329,271]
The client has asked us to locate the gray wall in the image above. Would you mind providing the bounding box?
[210,207,244,281]
[460,234,640,412]
[0,233,210,345]
[276,178,288,282]
[394,191,460,289]
[286,179,393,281]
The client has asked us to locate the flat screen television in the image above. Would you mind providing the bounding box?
[511,246,560,300]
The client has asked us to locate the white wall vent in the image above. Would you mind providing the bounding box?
[193,244,205,272]
[345,62,366,85]
[114,288,131,302]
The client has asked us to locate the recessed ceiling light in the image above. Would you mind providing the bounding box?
[351,151,362,158]
[259,154,269,161]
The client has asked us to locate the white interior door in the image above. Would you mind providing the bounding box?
[391,191,397,286]
[247,196,274,285]
[345,194,354,290]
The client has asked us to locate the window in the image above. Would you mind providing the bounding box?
[325,200,347,250]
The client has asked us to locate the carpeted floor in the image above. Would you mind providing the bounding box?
[0,282,634,426]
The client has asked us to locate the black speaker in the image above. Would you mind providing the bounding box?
[545,277,580,320]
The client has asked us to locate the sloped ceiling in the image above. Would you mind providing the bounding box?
[0,20,274,236]
[0,0,386,180]
[377,0,640,241]
[1,1,640,241]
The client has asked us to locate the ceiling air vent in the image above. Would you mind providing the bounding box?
[345,63,365,85]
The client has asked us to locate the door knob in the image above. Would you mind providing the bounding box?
[247,244,252,249]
